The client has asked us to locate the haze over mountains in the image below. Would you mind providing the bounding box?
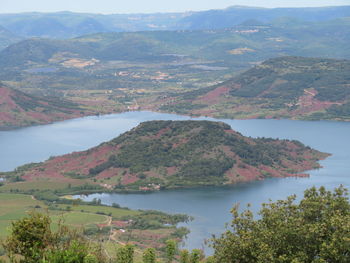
[0,4,350,261]
[1,18,349,68]
[0,5,349,39]
[0,4,349,129]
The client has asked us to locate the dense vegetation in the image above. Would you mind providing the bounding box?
[160,56,350,121]
[0,85,88,129]
[1,120,327,192]
[0,192,191,262]
[0,18,350,125]
[2,186,349,262]
[1,16,350,68]
[212,186,350,262]
[1,211,197,263]
[229,57,350,101]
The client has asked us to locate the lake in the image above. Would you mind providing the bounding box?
[1,111,350,253]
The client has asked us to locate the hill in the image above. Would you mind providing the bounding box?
[1,18,350,68]
[155,57,350,121]
[0,85,88,129]
[4,120,329,191]
[0,6,349,37]
[176,5,350,30]
[0,22,349,123]
[0,25,21,51]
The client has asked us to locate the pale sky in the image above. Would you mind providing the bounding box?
[0,0,349,14]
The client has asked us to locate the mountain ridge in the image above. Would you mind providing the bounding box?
[0,5,348,37]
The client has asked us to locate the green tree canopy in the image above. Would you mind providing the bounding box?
[116,244,134,263]
[3,212,105,263]
[142,248,156,263]
[165,240,177,263]
[212,186,350,263]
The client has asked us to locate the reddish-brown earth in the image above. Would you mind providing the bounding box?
[8,120,329,191]
[0,86,90,129]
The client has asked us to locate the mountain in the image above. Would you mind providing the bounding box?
[0,25,21,51]
[0,85,87,129]
[74,18,109,36]
[155,57,350,120]
[1,17,350,69]
[0,12,182,38]
[176,6,350,30]
[0,6,349,38]
[7,120,328,191]
[5,17,70,38]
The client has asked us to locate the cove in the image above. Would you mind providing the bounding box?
[1,111,350,252]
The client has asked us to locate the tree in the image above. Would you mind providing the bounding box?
[190,249,203,263]
[116,244,134,263]
[83,254,98,263]
[165,240,177,263]
[142,248,156,263]
[3,212,53,262]
[212,186,350,263]
[179,249,190,263]
[204,256,215,263]
[3,212,105,263]
[42,241,88,263]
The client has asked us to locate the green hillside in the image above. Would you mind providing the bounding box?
[0,85,89,129]
[1,18,350,68]
[2,120,328,192]
[156,57,350,121]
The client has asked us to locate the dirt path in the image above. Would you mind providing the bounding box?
[304,89,316,96]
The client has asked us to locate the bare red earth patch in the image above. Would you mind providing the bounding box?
[199,86,230,104]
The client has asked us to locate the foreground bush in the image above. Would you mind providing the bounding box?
[212,186,350,263]
[2,186,349,262]
[3,212,104,263]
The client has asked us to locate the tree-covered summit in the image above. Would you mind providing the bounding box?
[3,120,329,191]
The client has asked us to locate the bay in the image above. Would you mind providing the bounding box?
[1,111,350,252]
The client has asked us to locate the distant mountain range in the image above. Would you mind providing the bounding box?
[0,6,349,124]
[0,5,348,39]
[5,120,328,190]
[1,18,350,69]
[154,56,350,121]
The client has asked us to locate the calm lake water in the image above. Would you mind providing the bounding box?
[1,111,350,253]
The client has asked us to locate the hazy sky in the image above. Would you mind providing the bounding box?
[1,0,349,14]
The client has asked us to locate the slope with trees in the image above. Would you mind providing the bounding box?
[0,85,89,129]
[157,57,350,121]
[1,120,329,192]
[1,186,349,262]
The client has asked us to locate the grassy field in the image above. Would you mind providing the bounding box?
[0,192,186,262]
[51,212,107,227]
[0,193,45,235]
[54,204,141,218]
[0,180,84,191]
[0,193,135,236]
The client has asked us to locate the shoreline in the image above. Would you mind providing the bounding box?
[2,108,350,132]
